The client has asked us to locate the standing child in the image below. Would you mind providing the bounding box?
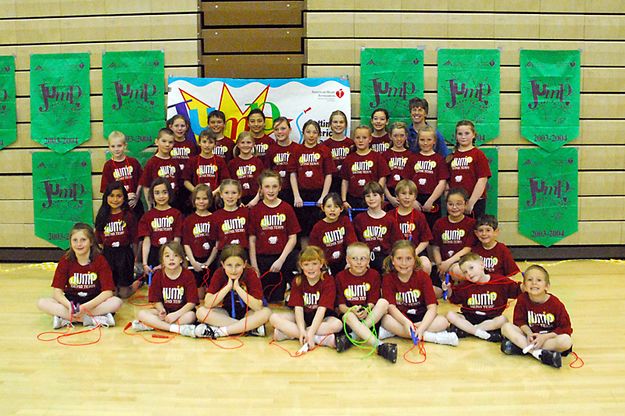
[309,193,358,276]
[228,131,265,206]
[269,246,342,349]
[131,241,199,337]
[168,114,197,173]
[370,108,391,153]
[472,215,521,278]
[353,182,403,274]
[383,122,418,207]
[139,128,182,209]
[183,184,217,299]
[195,245,272,338]
[379,241,458,346]
[501,265,573,369]
[321,110,353,194]
[443,252,521,342]
[209,110,235,163]
[95,182,139,299]
[138,178,184,275]
[448,120,491,219]
[210,179,249,251]
[265,117,301,203]
[341,125,390,210]
[334,242,397,363]
[247,108,275,162]
[37,223,122,328]
[406,97,449,157]
[249,170,301,303]
[183,129,230,202]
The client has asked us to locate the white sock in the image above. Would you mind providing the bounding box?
[378,326,395,340]
[350,331,360,340]
[531,349,543,360]
[475,329,491,340]
[218,326,229,337]
[422,331,436,343]
[169,324,180,334]
[273,328,289,341]
[314,334,335,347]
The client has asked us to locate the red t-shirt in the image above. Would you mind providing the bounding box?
[148,268,199,313]
[393,209,433,245]
[371,133,391,153]
[249,201,301,255]
[182,212,215,258]
[170,140,198,172]
[253,134,274,162]
[309,216,358,266]
[448,147,491,198]
[353,211,403,255]
[471,242,520,277]
[214,137,235,163]
[139,156,182,192]
[335,268,381,307]
[210,206,249,250]
[96,211,138,247]
[100,157,143,194]
[52,254,115,302]
[432,216,477,260]
[382,270,437,316]
[207,267,263,302]
[184,154,230,190]
[382,149,419,190]
[138,207,184,246]
[340,151,391,198]
[288,274,336,314]
[293,143,335,191]
[449,274,521,319]
[412,152,450,195]
[513,292,573,335]
[266,142,301,191]
[321,137,353,176]
[228,156,264,199]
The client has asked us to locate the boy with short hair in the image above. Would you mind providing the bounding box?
[183,128,230,199]
[140,128,182,208]
[472,215,521,278]
[406,97,449,157]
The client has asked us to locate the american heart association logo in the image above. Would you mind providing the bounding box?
[336,89,345,98]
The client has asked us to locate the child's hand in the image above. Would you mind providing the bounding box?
[464,202,474,215]
[422,201,433,212]
[142,264,152,275]
[529,333,550,349]
[306,329,316,349]
[388,196,399,207]
[413,200,423,211]
[269,259,284,273]
[128,193,138,208]
[343,201,352,210]
[298,328,306,345]
[158,310,167,320]
[414,324,425,342]
[354,306,367,320]
[293,196,303,208]
[164,312,178,324]
[438,260,450,274]
[191,260,203,273]
[441,280,451,292]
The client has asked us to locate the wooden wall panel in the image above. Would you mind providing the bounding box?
[202,1,303,26]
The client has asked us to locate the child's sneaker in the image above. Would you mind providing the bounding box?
[178,324,197,338]
[131,320,153,332]
[540,350,562,369]
[486,330,502,343]
[90,313,116,328]
[500,338,523,355]
[435,331,459,347]
[52,315,71,329]
[377,342,398,364]
[335,332,352,353]
[448,324,468,338]
[195,323,219,339]
[248,324,266,337]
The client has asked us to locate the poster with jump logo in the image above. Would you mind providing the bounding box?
[0,55,16,150]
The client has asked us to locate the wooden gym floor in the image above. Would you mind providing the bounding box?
[1,260,624,415]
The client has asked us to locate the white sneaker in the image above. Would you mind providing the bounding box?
[435,331,459,347]
[378,326,395,340]
[88,313,116,328]
[52,315,71,329]
[195,323,223,338]
[179,324,197,338]
[131,320,153,332]
[248,324,266,337]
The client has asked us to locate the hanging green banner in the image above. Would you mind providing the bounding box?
[518,147,578,247]
[103,50,165,157]
[481,147,498,218]
[360,48,424,125]
[520,50,581,152]
[437,49,500,146]
[32,152,93,249]
[30,53,91,154]
[0,56,16,150]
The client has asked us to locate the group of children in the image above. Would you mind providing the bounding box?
[36,97,573,368]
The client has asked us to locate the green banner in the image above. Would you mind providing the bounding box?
[520,50,581,152]
[518,147,578,247]
[481,147,498,218]
[32,152,93,249]
[0,56,16,150]
[103,51,165,157]
[360,48,424,125]
[30,53,91,154]
[437,49,500,147]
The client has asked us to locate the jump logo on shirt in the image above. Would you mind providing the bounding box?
[170,147,191,159]
[303,291,320,308]
[157,165,177,177]
[395,289,421,306]
[450,156,473,170]
[372,143,390,153]
[273,152,290,165]
[351,161,374,174]
[197,164,218,178]
[236,165,257,178]
[467,291,497,308]
[104,219,126,237]
[151,216,174,231]
[112,166,134,181]
[299,153,321,165]
[255,143,269,156]
[192,222,211,238]
[69,272,98,288]
[363,225,387,240]
[162,286,184,304]
[388,157,408,170]
[331,147,350,160]
[441,229,465,244]
[399,222,416,237]
[344,283,370,301]
[414,160,436,173]
[482,256,498,271]
[527,310,555,328]
[222,217,246,233]
[214,145,228,156]
[260,214,286,230]
[322,227,345,246]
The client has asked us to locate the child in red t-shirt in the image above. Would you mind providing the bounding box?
[228,131,265,206]
[195,244,272,338]
[168,114,197,214]
[383,122,418,207]
[266,116,301,203]
[247,108,275,163]
[322,110,353,194]
[209,110,235,163]
[370,108,391,154]
[131,241,199,337]
[270,246,342,351]
[183,129,229,204]
[501,265,574,369]
[472,215,521,279]
[140,128,182,209]
[37,223,122,329]
[211,179,249,250]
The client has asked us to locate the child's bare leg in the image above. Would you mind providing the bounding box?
[137,309,174,332]
[196,307,238,326]
[475,315,507,332]
[269,311,299,339]
[344,313,378,346]
[433,286,443,298]
[315,316,342,335]
[446,311,479,335]
[539,334,573,353]
[418,315,457,346]
[87,297,123,316]
[380,314,411,338]
[361,299,389,328]
[501,322,530,349]
[118,286,137,299]
[37,298,74,321]
[224,307,272,335]
[419,256,432,276]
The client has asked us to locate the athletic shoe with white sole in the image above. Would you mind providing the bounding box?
[131,320,153,332]
[377,342,398,364]
[540,350,562,369]
[85,313,115,328]
[435,331,459,347]
[178,324,197,338]
[248,324,266,337]
[194,323,220,339]
[52,315,71,329]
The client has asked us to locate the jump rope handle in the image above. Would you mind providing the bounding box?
[409,326,419,345]
[302,201,317,207]
[230,290,236,319]
[148,270,153,286]
[443,273,451,300]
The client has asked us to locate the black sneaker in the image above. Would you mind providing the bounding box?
[540,350,562,368]
[486,330,502,343]
[449,325,468,338]
[335,332,352,353]
[194,324,217,339]
[377,342,398,364]
[500,338,523,355]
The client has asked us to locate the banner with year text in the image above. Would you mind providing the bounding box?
[0,56,16,150]
[481,147,498,218]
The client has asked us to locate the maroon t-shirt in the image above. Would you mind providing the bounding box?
[100,157,143,194]
[182,212,215,258]
[382,149,419,190]
[249,201,301,255]
[210,206,249,250]
[253,134,274,162]
[213,137,235,163]
[449,274,521,319]
[171,140,198,172]
[184,154,230,190]
[96,211,137,247]
[52,254,115,302]
[353,211,403,255]
[309,216,358,266]
[472,242,520,277]
[266,142,301,191]
[293,143,335,191]
[207,267,263,302]
[321,137,353,176]
[432,216,477,261]
[335,268,381,307]
[139,156,181,192]
[393,209,433,245]
[340,151,391,198]
[513,292,573,335]
[412,152,450,195]
[228,156,264,199]
[138,207,184,246]
[371,133,391,153]
[382,270,437,316]
[148,268,199,313]
[288,274,336,314]
[448,147,491,198]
